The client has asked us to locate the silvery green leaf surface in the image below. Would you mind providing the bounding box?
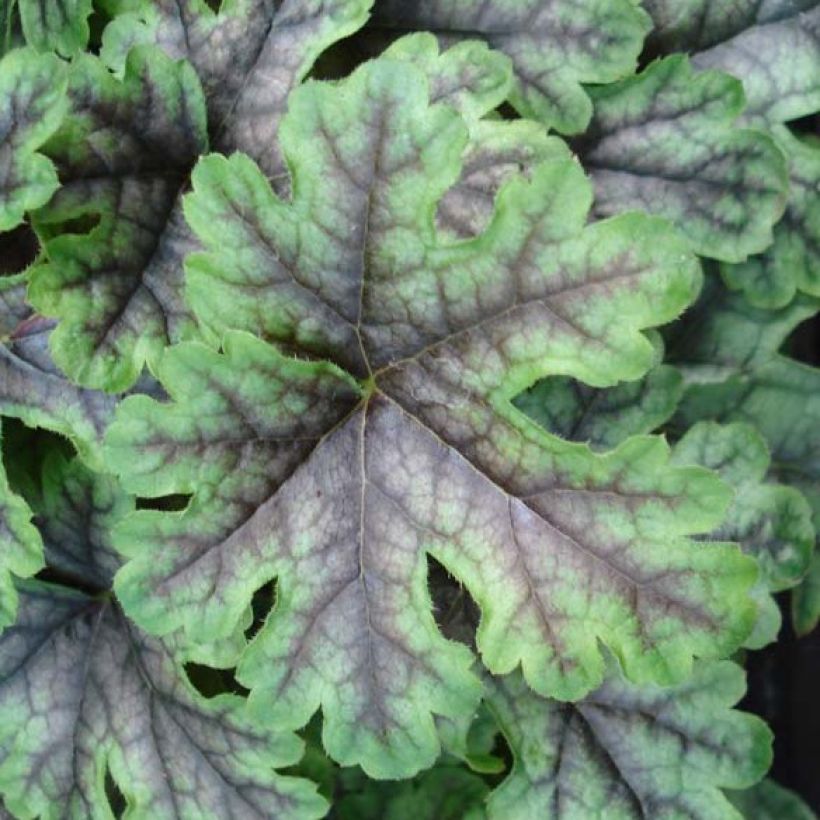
[0,421,42,630]
[0,48,66,231]
[574,56,788,262]
[644,0,820,126]
[514,364,682,451]
[669,276,820,637]
[483,660,771,819]
[370,0,650,133]
[672,421,815,647]
[0,273,118,468]
[0,455,325,819]
[106,55,757,779]
[722,128,820,307]
[101,0,374,179]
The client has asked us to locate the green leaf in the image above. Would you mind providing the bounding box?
[107,56,758,778]
[642,1,820,124]
[0,48,67,232]
[484,660,772,819]
[0,273,119,469]
[671,421,815,647]
[0,455,326,820]
[27,2,374,392]
[336,763,489,820]
[793,551,820,636]
[27,46,208,393]
[574,55,788,262]
[722,128,820,307]
[0,421,42,631]
[101,0,374,179]
[728,779,818,820]
[18,0,92,55]
[514,364,682,451]
[370,0,651,133]
[366,33,569,241]
[668,276,820,636]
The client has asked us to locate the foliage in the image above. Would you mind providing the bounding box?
[0,0,818,816]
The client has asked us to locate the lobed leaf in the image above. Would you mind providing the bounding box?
[101,0,374,179]
[574,55,788,262]
[0,455,325,820]
[0,274,118,468]
[370,0,651,133]
[0,421,42,631]
[668,276,820,636]
[18,0,91,55]
[107,56,758,778]
[27,47,207,392]
[484,660,772,819]
[643,1,820,127]
[722,128,820,307]
[514,363,682,452]
[672,421,815,647]
[0,48,67,232]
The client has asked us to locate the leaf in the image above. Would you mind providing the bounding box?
[514,364,682,451]
[107,56,758,778]
[101,0,374,179]
[369,0,651,133]
[484,660,772,819]
[641,1,820,125]
[0,455,326,820]
[27,2,374,392]
[793,551,820,636]
[0,48,67,232]
[0,421,42,631]
[18,0,92,55]
[0,273,119,468]
[573,55,788,262]
[728,778,818,820]
[336,764,489,820]
[25,46,207,393]
[667,276,820,636]
[722,128,820,307]
[671,421,815,647]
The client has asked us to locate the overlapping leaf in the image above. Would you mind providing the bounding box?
[0,454,326,819]
[722,128,820,307]
[101,0,373,179]
[0,274,118,467]
[0,421,42,630]
[483,660,771,819]
[728,778,819,820]
[26,47,207,392]
[26,2,372,392]
[107,56,757,778]
[514,363,682,451]
[573,55,788,262]
[18,0,92,54]
[668,277,820,635]
[642,1,820,126]
[369,0,650,133]
[0,48,66,231]
[672,422,814,647]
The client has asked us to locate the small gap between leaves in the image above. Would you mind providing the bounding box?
[244,579,277,642]
[104,765,126,818]
[428,556,479,649]
[34,566,108,598]
[0,223,39,276]
[135,493,192,512]
[783,314,820,367]
[184,662,249,698]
